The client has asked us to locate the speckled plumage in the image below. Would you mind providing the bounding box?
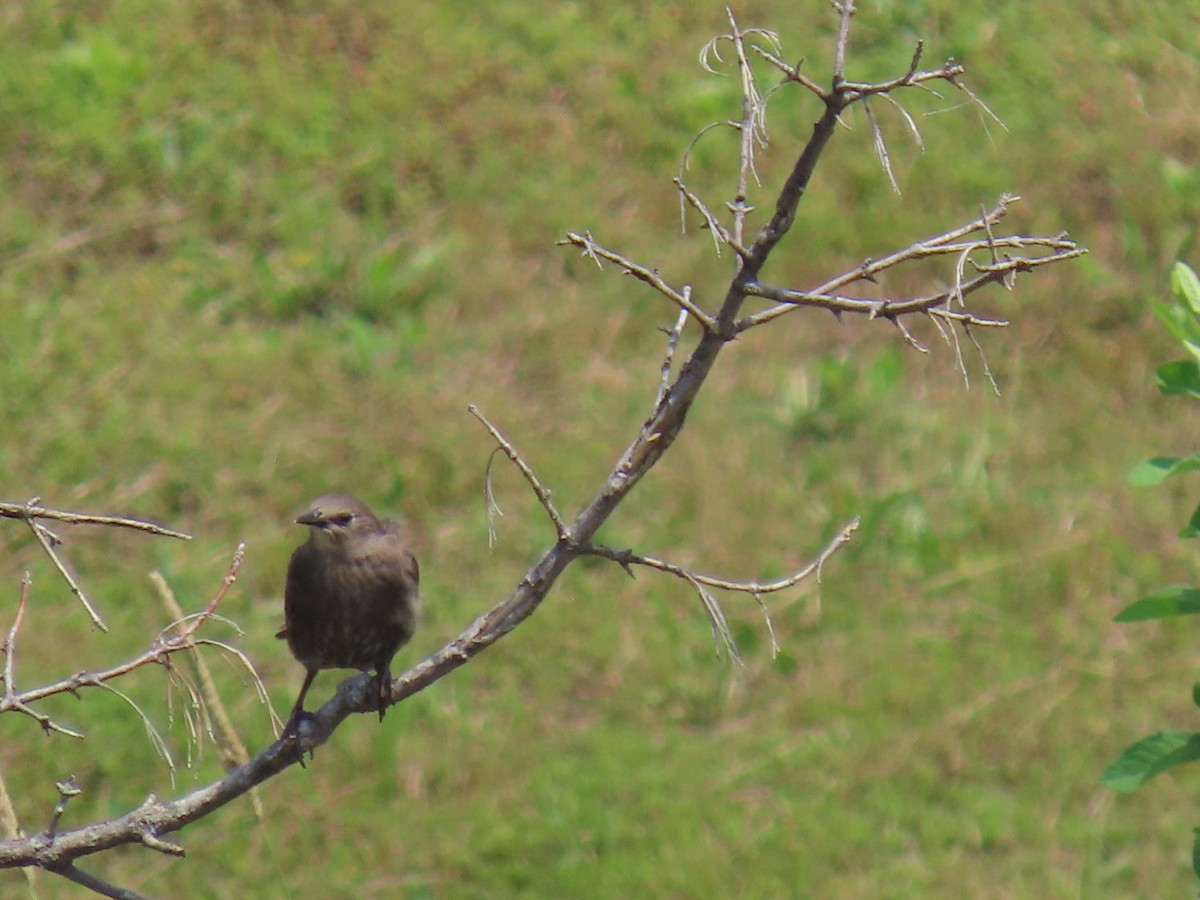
[279,493,419,729]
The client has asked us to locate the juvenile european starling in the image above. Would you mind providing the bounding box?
[278,493,420,731]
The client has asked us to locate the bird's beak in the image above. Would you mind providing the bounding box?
[295,510,325,527]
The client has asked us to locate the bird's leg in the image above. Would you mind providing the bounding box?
[284,667,319,737]
[375,661,391,722]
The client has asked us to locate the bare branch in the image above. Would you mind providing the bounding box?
[2,574,29,695]
[0,501,191,540]
[48,862,147,899]
[27,517,108,632]
[0,547,248,741]
[754,593,782,658]
[558,231,715,329]
[752,46,825,98]
[0,575,84,737]
[3,499,190,634]
[684,571,742,664]
[863,99,901,194]
[469,405,567,539]
[154,571,267,821]
[736,196,1085,331]
[584,516,860,596]
[655,307,690,413]
[725,8,772,247]
[673,176,743,257]
[46,777,82,839]
[832,0,856,81]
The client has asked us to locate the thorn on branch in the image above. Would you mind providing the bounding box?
[674,177,741,256]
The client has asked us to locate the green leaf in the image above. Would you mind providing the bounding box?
[1129,455,1200,486]
[1182,503,1200,539]
[1151,298,1200,365]
[1115,586,1200,621]
[1173,262,1200,316]
[1157,360,1200,398]
[1103,731,1200,793]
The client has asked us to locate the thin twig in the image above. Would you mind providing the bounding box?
[0,576,82,737]
[736,200,1084,331]
[0,547,247,736]
[468,405,567,539]
[26,518,107,632]
[655,307,690,413]
[2,574,29,695]
[47,863,147,900]
[46,777,82,838]
[153,570,266,822]
[482,449,506,548]
[0,501,191,540]
[725,7,771,247]
[673,177,741,256]
[684,571,742,664]
[98,683,176,785]
[862,99,901,194]
[584,517,860,595]
[832,0,856,81]
[558,232,715,328]
[752,45,825,98]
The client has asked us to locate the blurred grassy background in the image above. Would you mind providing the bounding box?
[1,0,1199,896]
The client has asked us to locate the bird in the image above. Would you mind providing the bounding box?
[278,493,420,733]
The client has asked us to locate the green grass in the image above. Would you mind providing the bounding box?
[2,0,1200,896]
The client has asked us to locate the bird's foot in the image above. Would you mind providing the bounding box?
[280,710,320,766]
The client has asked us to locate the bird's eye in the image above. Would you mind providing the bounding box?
[329,513,353,526]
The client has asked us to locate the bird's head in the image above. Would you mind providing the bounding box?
[295,493,381,546]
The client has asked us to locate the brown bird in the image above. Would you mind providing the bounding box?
[278,493,420,732]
